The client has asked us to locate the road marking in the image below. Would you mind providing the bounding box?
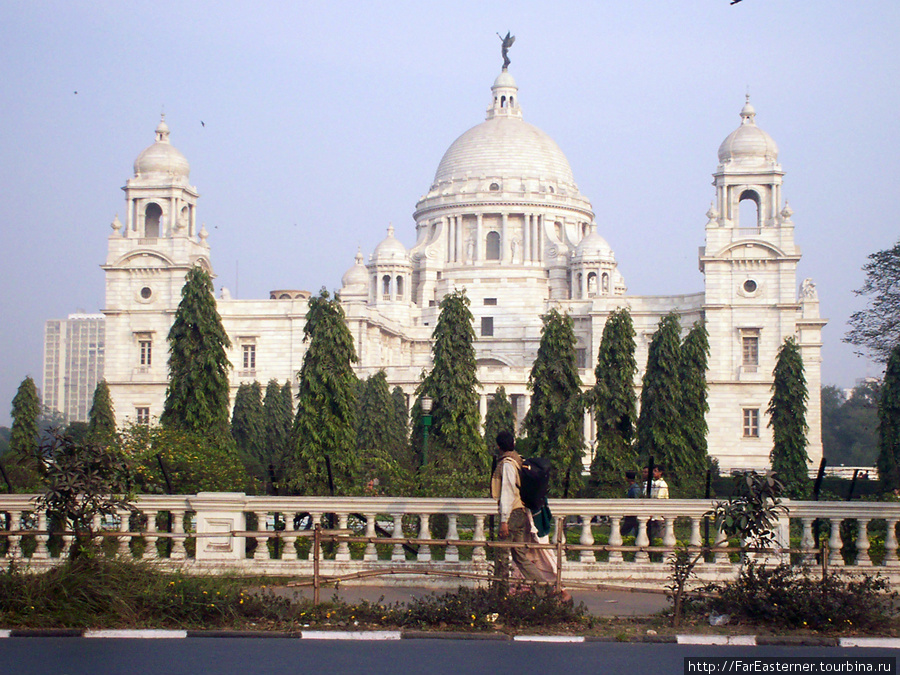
[677,635,756,645]
[300,631,401,641]
[514,635,585,643]
[839,637,900,649]
[85,630,188,639]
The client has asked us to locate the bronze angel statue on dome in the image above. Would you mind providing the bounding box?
[497,32,515,69]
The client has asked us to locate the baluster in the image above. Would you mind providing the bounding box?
[856,519,871,567]
[663,517,677,551]
[634,517,649,562]
[362,513,377,562]
[885,519,900,567]
[281,512,298,562]
[711,521,726,564]
[143,512,158,560]
[306,512,321,561]
[579,515,595,563]
[116,511,130,558]
[254,511,269,561]
[828,518,844,567]
[800,517,815,565]
[688,516,702,564]
[33,511,49,560]
[445,514,459,562]
[170,511,186,560]
[391,514,405,562]
[472,515,486,563]
[93,513,103,555]
[7,511,22,560]
[335,513,351,562]
[608,516,623,562]
[416,513,431,562]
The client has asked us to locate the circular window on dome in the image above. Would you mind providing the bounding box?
[742,279,758,294]
[141,286,152,299]
[489,182,500,192]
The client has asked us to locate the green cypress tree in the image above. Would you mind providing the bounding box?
[524,309,585,498]
[160,266,232,439]
[416,290,490,496]
[636,312,686,489]
[878,343,900,491]
[678,321,710,496]
[768,336,810,498]
[86,379,117,448]
[391,386,409,433]
[232,381,266,483]
[483,386,516,454]
[6,376,42,490]
[262,379,293,493]
[589,308,638,496]
[290,289,359,495]
[357,371,410,493]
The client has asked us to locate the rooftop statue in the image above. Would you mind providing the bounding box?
[497,31,515,70]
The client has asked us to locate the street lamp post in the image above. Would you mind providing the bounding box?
[420,395,433,468]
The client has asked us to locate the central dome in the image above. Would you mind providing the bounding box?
[434,116,576,186]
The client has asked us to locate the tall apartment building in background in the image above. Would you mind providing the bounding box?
[43,314,105,422]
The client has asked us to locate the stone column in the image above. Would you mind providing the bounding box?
[475,213,483,261]
[501,213,509,262]
[524,214,532,262]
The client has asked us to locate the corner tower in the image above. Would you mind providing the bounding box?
[701,98,824,470]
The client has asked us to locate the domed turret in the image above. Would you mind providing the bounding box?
[371,225,408,262]
[134,115,191,179]
[573,228,614,263]
[341,249,370,290]
[717,97,778,166]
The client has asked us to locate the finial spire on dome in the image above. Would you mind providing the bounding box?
[155,113,171,143]
[740,95,757,126]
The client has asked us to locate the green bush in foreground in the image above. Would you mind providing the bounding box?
[702,562,896,632]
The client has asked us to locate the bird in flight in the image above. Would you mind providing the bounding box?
[201,120,205,127]
[731,0,743,4]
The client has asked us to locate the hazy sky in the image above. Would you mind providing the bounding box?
[2,2,898,426]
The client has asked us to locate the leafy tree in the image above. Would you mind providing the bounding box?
[290,289,359,495]
[523,309,585,498]
[821,382,880,467]
[0,427,10,457]
[878,344,900,491]
[483,386,516,454]
[231,381,266,485]
[87,380,116,448]
[261,379,294,493]
[357,371,411,492]
[589,308,638,496]
[636,313,686,490]
[34,432,134,559]
[845,239,900,363]
[678,321,710,496]
[5,376,42,491]
[768,337,810,498]
[391,386,409,433]
[160,266,232,439]
[121,423,248,494]
[415,290,490,496]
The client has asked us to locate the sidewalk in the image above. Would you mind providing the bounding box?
[278,583,670,618]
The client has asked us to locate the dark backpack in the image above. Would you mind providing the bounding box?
[519,457,551,512]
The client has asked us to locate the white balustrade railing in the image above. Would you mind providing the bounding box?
[1,494,899,586]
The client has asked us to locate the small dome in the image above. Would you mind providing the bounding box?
[134,115,191,178]
[342,249,369,288]
[717,97,778,165]
[493,70,517,89]
[573,228,614,262]
[371,226,409,262]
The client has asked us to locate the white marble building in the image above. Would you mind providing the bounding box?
[98,66,825,471]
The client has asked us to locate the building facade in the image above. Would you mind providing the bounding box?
[42,313,105,423]
[96,65,825,471]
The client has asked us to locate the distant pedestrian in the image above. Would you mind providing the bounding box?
[620,470,640,537]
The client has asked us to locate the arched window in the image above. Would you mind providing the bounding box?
[396,275,404,300]
[145,203,162,238]
[485,231,501,260]
[510,97,514,107]
[739,190,760,230]
[602,273,610,294]
[501,95,507,108]
[576,273,583,299]
[587,272,598,296]
[382,275,391,300]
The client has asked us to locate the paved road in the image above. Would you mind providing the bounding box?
[2,639,897,675]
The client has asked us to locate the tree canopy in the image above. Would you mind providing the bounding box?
[636,312,686,487]
[160,266,232,438]
[356,371,411,493]
[678,321,711,496]
[87,380,117,448]
[768,337,810,498]
[845,239,900,363]
[415,290,490,496]
[821,382,879,467]
[262,380,294,494]
[6,376,42,491]
[231,381,266,486]
[878,344,900,491]
[523,309,585,498]
[589,308,638,495]
[483,386,516,455]
[290,289,360,495]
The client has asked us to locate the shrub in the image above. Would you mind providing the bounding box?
[703,562,896,631]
